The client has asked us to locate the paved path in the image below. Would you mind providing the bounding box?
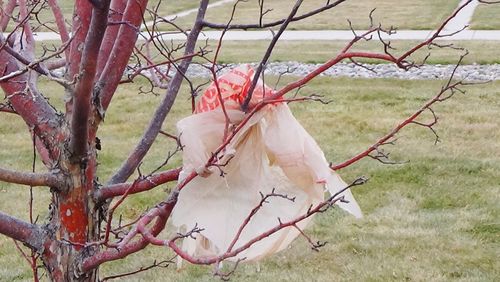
[25,1,500,82]
[17,29,500,42]
[444,0,479,31]
[156,30,500,41]
[6,0,500,41]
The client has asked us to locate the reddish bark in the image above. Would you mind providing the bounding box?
[67,0,93,80]
[95,0,128,78]
[47,0,71,59]
[70,0,111,162]
[107,0,209,185]
[0,0,15,31]
[97,0,148,111]
[41,2,113,281]
[0,51,63,162]
[81,198,175,272]
[0,211,43,250]
[0,167,60,187]
[95,167,181,201]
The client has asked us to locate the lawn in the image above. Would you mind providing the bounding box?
[0,76,499,281]
[36,38,500,66]
[204,40,500,65]
[3,0,463,32]
[8,0,500,34]
[4,0,201,32]
[162,0,461,31]
[470,2,500,30]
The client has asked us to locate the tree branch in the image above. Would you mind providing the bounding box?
[0,167,61,187]
[95,0,128,79]
[66,0,93,79]
[0,102,16,114]
[0,50,62,162]
[100,259,173,281]
[47,0,71,59]
[83,161,205,271]
[69,0,111,163]
[242,0,304,111]
[167,178,365,265]
[202,0,347,30]
[96,0,147,112]
[80,194,177,272]
[332,56,469,170]
[108,0,209,185]
[268,0,475,102]
[95,167,181,201]
[0,0,16,32]
[0,211,44,251]
[0,33,71,82]
[0,40,50,77]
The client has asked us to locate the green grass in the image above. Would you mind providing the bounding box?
[144,0,203,22]
[9,0,500,34]
[132,35,500,67]
[163,0,461,31]
[35,37,500,66]
[203,40,500,65]
[4,0,470,32]
[1,77,499,281]
[470,2,500,30]
[35,38,500,66]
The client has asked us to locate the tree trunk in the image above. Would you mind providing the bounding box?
[41,134,101,281]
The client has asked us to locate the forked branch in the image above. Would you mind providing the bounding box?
[108,0,210,185]
[332,54,469,170]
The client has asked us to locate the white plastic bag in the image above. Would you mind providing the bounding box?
[171,65,361,262]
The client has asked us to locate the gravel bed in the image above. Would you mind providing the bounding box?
[180,62,500,81]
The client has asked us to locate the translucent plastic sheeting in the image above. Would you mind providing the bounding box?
[171,65,362,263]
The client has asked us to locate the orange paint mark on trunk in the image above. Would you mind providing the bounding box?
[59,198,88,249]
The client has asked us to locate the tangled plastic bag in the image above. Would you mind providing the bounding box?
[171,65,362,263]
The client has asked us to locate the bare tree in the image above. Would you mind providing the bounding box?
[0,0,493,281]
